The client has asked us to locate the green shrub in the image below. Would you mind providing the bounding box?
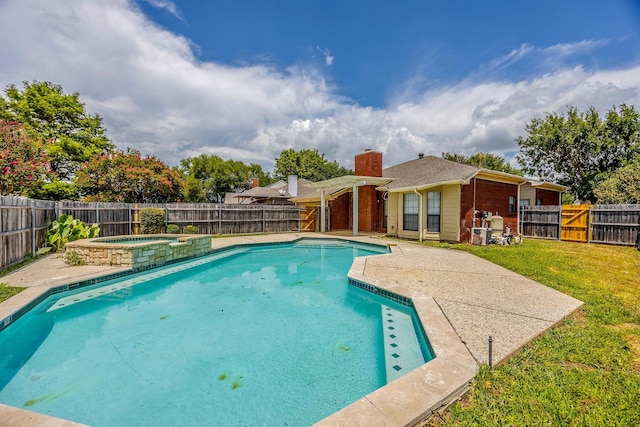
[47,214,100,252]
[63,250,85,266]
[166,224,180,234]
[140,208,165,234]
[183,225,199,234]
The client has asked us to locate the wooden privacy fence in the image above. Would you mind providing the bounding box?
[520,204,640,246]
[520,205,562,240]
[0,196,57,269]
[0,197,305,270]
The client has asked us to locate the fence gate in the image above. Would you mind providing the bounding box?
[561,205,591,243]
[299,207,317,231]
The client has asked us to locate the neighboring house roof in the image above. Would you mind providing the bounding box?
[233,178,317,202]
[224,192,246,204]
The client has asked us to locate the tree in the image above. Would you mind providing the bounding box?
[593,160,640,203]
[0,81,114,184]
[179,154,269,203]
[74,149,184,202]
[0,121,52,196]
[516,104,640,202]
[273,148,353,181]
[442,152,523,175]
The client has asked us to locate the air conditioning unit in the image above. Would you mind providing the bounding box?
[471,227,492,245]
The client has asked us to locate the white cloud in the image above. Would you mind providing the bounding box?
[317,47,334,66]
[141,0,184,21]
[0,0,638,173]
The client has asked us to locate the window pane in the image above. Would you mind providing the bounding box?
[403,193,418,214]
[403,193,419,231]
[403,214,418,231]
[427,192,441,232]
[427,192,440,214]
[427,215,440,232]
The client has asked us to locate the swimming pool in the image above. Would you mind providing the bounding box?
[0,239,433,426]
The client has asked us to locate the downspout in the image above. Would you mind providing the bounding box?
[473,177,477,227]
[414,188,423,242]
[517,182,524,235]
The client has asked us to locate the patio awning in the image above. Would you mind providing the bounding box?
[307,175,393,191]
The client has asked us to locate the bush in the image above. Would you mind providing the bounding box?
[139,208,165,234]
[183,225,199,234]
[63,250,85,266]
[166,224,180,234]
[47,214,100,252]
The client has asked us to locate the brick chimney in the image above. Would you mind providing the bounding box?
[251,177,260,188]
[354,149,383,233]
[355,149,382,177]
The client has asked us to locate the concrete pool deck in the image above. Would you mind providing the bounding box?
[0,233,583,426]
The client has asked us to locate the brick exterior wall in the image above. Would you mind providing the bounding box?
[460,178,519,242]
[329,193,351,230]
[535,188,561,205]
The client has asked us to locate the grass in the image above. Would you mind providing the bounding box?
[0,283,26,303]
[0,254,48,303]
[424,239,640,426]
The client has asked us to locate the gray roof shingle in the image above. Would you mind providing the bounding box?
[381,156,479,190]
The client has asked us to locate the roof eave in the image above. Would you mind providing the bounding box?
[476,168,528,184]
[528,181,569,192]
[382,179,466,193]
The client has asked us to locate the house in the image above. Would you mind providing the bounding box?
[298,150,566,242]
[225,176,318,205]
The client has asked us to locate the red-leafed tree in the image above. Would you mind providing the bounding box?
[74,148,185,203]
[0,121,52,196]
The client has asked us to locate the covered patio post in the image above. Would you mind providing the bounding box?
[320,189,326,233]
[352,183,359,236]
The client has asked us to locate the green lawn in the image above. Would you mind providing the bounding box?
[0,283,25,302]
[0,257,35,303]
[426,239,640,426]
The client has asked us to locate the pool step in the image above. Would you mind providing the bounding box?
[47,247,248,312]
[381,305,425,383]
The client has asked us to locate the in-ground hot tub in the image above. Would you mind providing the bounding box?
[64,234,213,269]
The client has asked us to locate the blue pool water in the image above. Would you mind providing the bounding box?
[94,236,180,244]
[0,239,433,426]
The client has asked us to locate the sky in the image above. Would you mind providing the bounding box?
[1,0,639,172]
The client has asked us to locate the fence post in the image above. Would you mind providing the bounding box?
[298,207,301,232]
[55,201,59,220]
[30,199,36,257]
[96,203,100,226]
[218,205,222,234]
[165,207,169,232]
[587,205,592,244]
[262,206,266,233]
[128,204,132,236]
[557,207,562,241]
[133,203,139,235]
[519,206,522,237]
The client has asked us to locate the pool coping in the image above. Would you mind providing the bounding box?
[0,232,583,426]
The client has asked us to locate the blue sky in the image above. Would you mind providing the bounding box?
[1,0,639,171]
